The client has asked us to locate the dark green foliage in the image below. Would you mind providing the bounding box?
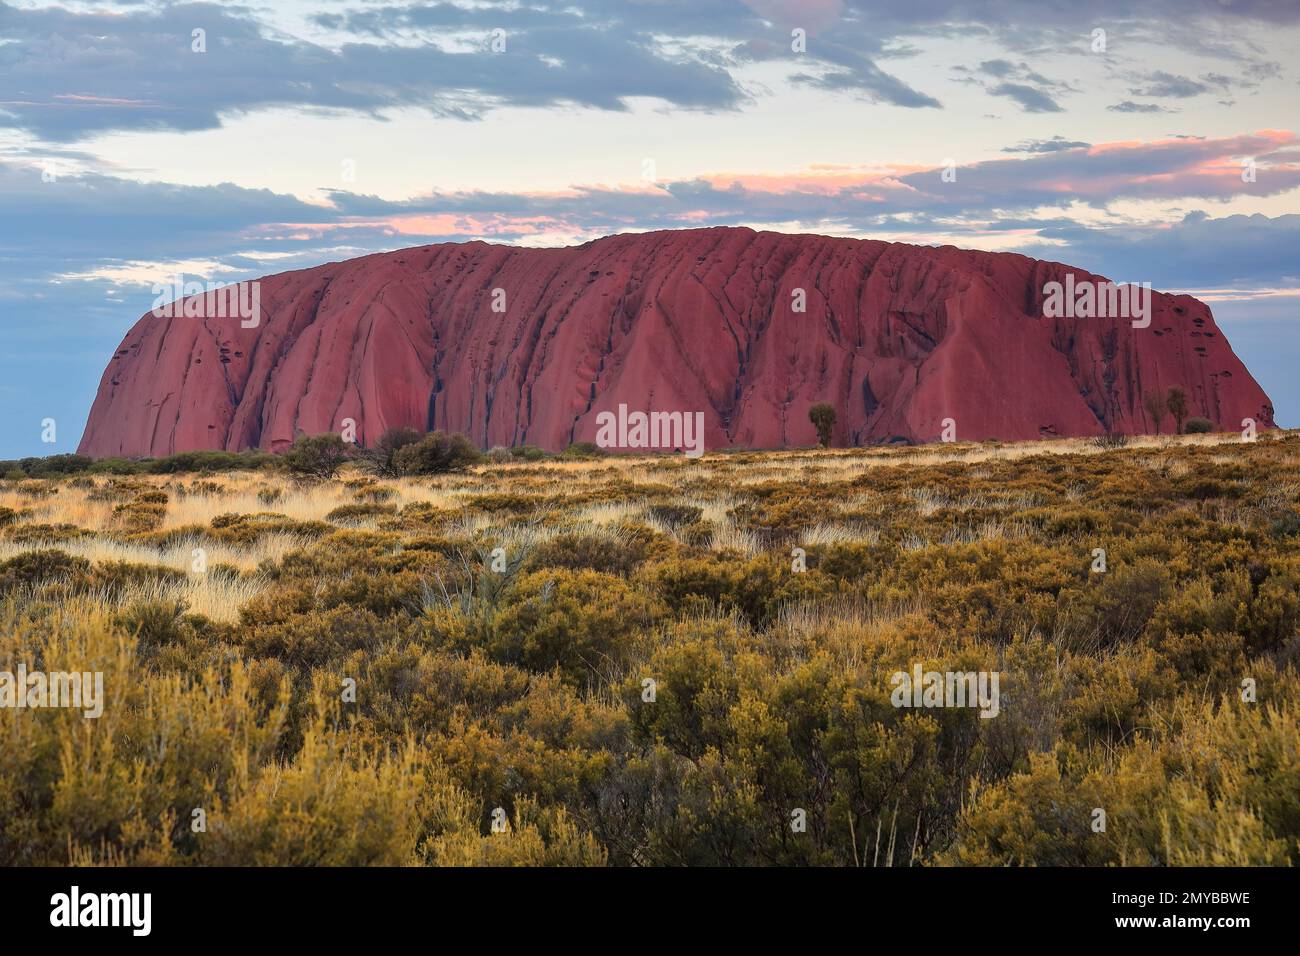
[365,426,424,477]
[326,502,399,522]
[481,568,661,687]
[527,533,647,576]
[115,598,189,649]
[562,441,605,459]
[144,450,275,474]
[2,454,93,477]
[0,549,92,594]
[809,402,836,447]
[0,450,275,478]
[207,512,332,543]
[647,503,703,528]
[283,433,351,479]
[1270,509,1300,538]
[392,431,481,475]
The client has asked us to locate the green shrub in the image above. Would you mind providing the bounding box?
[0,549,92,595]
[481,569,662,687]
[208,512,332,543]
[809,402,836,447]
[283,433,351,479]
[527,532,646,576]
[111,500,166,533]
[114,598,189,650]
[1270,509,1300,538]
[365,426,424,477]
[147,450,274,474]
[647,504,703,528]
[393,431,481,475]
[646,554,828,628]
[89,560,187,600]
[561,441,604,459]
[950,689,1300,866]
[326,502,399,522]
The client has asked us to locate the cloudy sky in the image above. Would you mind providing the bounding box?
[2,0,1298,457]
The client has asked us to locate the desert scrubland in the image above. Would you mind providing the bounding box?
[2,431,1298,866]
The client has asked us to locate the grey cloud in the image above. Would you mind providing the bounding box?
[1200,72,1235,91]
[1108,100,1175,113]
[0,161,331,261]
[1020,212,1300,290]
[978,59,1017,77]
[1002,136,1091,153]
[4,0,1293,144]
[740,24,942,108]
[789,66,942,108]
[1128,71,1210,98]
[0,0,957,145]
[955,58,1072,113]
[989,82,1063,112]
[0,1,747,141]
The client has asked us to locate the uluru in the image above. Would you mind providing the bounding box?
[78,227,1275,457]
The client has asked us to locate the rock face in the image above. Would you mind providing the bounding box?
[79,227,1275,456]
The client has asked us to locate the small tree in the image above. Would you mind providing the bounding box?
[1166,387,1188,434]
[1183,417,1213,434]
[393,431,481,475]
[809,403,837,447]
[366,426,424,477]
[283,433,350,479]
[1142,390,1167,435]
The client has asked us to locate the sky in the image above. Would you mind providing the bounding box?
[1,0,1298,458]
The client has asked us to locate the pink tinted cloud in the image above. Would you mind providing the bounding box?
[696,131,1300,210]
[252,129,1300,244]
[699,164,929,194]
[53,94,155,107]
